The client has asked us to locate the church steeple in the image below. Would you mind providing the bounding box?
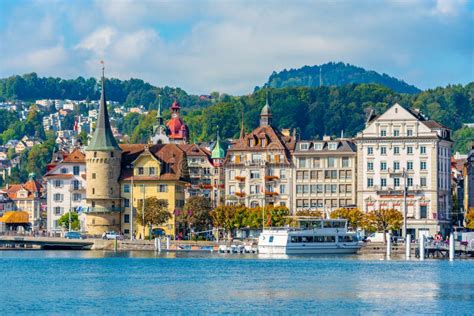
[260,91,272,127]
[156,95,163,125]
[212,127,226,160]
[86,63,120,151]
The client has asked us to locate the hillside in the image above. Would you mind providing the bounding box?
[262,62,421,94]
[0,72,211,109]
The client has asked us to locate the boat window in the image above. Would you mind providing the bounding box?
[315,236,325,243]
[323,221,334,228]
[290,236,298,243]
[324,236,336,242]
[338,236,344,242]
[269,236,274,243]
[344,236,353,242]
[302,236,313,243]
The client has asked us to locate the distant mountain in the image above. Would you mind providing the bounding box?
[262,62,421,94]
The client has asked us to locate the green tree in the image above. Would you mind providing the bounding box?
[210,205,238,239]
[453,127,474,154]
[330,208,366,230]
[136,197,170,239]
[176,196,212,234]
[466,209,474,229]
[57,212,80,231]
[364,209,403,244]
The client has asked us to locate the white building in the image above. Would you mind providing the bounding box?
[355,103,453,237]
[44,148,87,233]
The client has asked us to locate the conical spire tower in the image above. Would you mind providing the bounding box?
[86,64,120,151]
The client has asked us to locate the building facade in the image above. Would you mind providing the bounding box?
[355,103,453,237]
[224,100,296,208]
[44,148,87,233]
[464,142,474,215]
[292,137,357,213]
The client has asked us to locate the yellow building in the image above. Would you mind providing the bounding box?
[120,144,188,238]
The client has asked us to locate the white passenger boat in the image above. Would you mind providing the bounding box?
[258,218,362,255]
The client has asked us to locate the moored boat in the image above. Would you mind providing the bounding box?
[258,218,362,255]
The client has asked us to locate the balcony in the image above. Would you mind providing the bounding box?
[85,207,123,213]
[264,175,279,181]
[235,192,246,198]
[387,168,403,175]
[235,176,246,182]
[265,191,279,196]
[71,186,85,192]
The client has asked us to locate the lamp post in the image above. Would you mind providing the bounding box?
[142,183,145,240]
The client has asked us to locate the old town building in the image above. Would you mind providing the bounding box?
[354,103,453,237]
[224,98,296,208]
[463,142,474,216]
[293,137,357,213]
[44,148,87,233]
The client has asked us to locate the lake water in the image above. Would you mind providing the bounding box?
[0,251,473,315]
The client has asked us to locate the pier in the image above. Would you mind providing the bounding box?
[0,236,93,250]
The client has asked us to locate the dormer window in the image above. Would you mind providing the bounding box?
[300,143,309,151]
[328,142,337,150]
[60,168,68,174]
[138,167,144,175]
[314,143,323,150]
[380,130,387,137]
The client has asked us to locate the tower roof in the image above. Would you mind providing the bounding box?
[86,65,120,152]
[261,93,272,116]
[211,128,226,159]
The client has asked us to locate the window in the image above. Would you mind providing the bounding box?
[310,171,317,180]
[61,168,68,174]
[420,161,427,170]
[229,185,235,195]
[124,199,130,207]
[393,129,400,136]
[73,166,80,175]
[280,170,286,179]
[303,185,310,194]
[421,177,427,187]
[54,207,61,215]
[393,161,400,170]
[299,158,307,168]
[72,180,80,190]
[420,206,428,219]
[381,178,387,187]
[407,146,413,154]
[367,178,373,187]
[380,147,387,155]
[330,184,337,194]
[407,161,413,170]
[149,167,156,175]
[317,184,323,193]
[394,178,400,187]
[53,193,63,202]
[73,193,81,201]
[124,214,130,223]
[280,185,286,194]
[300,143,309,150]
[92,173,96,179]
[303,171,309,180]
[296,185,303,194]
[110,151,114,158]
[92,188,95,194]
[367,147,373,155]
[342,157,349,168]
[328,142,337,150]
[94,152,97,158]
[296,171,304,180]
[381,130,387,137]
[250,171,260,179]
[158,184,168,192]
[314,143,323,150]
[327,157,335,168]
[124,184,130,193]
[380,162,387,171]
[420,146,427,154]
[54,180,62,188]
[367,162,374,171]
[407,129,413,136]
[407,177,413,187]
[394,146,400,155]
[138,167,144,175]
[313,158,321,168]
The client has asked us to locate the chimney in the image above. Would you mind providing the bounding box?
[323,135,331,141]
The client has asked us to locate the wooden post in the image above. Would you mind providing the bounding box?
[154,237,161,252]
[449,232,454,261]
[419,235,425,261]
[386,233,391,258]
[406,234,411,259]
[166,237,170,250]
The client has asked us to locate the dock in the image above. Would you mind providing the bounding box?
[0,236,94,250]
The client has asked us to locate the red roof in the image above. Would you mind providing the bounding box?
[6,180,44,200]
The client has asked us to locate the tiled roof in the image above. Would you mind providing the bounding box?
[294,139,356,153]
[62,148,85,163]
[6,180,44,200]
[119,143,188,182]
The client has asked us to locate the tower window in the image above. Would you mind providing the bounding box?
[111,152,114,158]
[92,188,95,194]
[92,173,96,179]
[94,152,97,158]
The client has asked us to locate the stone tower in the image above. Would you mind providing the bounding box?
[84,66,122,235]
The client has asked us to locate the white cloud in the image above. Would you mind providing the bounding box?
[0,0,472,94]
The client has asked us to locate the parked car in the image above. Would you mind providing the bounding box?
[151,228,166,238]
[104,231,122,240]
[365,232,390,243]
[65,231,83,239]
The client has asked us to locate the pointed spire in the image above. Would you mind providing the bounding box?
[157,95,162,119]
[260,90,272,127]
[212,125,225,159]
[86,62,120,152]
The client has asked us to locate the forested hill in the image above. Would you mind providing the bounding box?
[0,72,211,109]
[261,62,421,94]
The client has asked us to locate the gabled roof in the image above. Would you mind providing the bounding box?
[62,148,85,163]
[6,180,44,200]
[119,143,189,182]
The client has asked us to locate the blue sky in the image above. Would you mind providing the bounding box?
[0,0,472,94]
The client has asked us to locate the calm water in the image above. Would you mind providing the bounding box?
[0,251,473,315]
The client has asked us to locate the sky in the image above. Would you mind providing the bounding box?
[0,0,472,95]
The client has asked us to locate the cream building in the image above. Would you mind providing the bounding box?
[293,137,357,213]
[355,103,453,237]
[224,99,296,209]
[44,148,87,233]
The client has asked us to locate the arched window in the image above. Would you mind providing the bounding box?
[250,201,259,208]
